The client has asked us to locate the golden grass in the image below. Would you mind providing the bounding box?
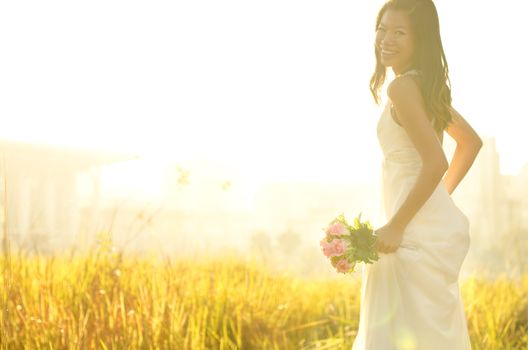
[1,244,527,349]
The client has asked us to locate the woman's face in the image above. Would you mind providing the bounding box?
[375,9,416,75]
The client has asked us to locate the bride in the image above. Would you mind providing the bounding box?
[352,0,482,349]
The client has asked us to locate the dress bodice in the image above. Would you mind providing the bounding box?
[377,101,423,171]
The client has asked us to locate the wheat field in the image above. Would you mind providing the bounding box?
[1,241,527,350]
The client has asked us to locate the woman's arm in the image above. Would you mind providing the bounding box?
[443,107,483,195]
[385,76,449,231]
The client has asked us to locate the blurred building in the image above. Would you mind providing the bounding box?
[0,138,137,252]
[449,136,502,246]
[447,136,528,256]
[502,164,528,234]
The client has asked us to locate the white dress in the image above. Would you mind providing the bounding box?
[351,70,472,349]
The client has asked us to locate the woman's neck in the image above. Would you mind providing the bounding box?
[393,65,416,77]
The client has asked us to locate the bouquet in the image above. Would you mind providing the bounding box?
[319,212,379,274]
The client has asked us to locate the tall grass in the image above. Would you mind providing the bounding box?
[1,239,527,350]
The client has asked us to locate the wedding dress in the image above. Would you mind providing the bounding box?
[351,70,472,349]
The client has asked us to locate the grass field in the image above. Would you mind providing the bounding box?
[1,242,528,350]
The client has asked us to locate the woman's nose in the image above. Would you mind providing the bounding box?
[381,34,395,46]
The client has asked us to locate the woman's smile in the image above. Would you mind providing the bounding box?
[380,48,399,58]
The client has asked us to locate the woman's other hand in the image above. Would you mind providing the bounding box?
[374,223,404,254]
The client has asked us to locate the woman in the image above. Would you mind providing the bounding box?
[352,0,482,349]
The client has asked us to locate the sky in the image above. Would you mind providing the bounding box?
[1,0,526,190]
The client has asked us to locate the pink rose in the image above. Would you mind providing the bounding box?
[320,238,334,258]
[331,239,348,256]
[336,259,352,273]
[325,222,349,237]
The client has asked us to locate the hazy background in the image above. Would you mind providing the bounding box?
[1,0,526,279]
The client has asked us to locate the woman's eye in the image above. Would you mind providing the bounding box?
[396,31,405,35]
[377,27,386,32]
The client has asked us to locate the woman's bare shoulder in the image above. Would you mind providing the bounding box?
[387,74,423,105]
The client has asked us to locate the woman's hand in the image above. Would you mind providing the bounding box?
[374,223,404,254]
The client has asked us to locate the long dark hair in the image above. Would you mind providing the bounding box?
[370,0,453,132]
